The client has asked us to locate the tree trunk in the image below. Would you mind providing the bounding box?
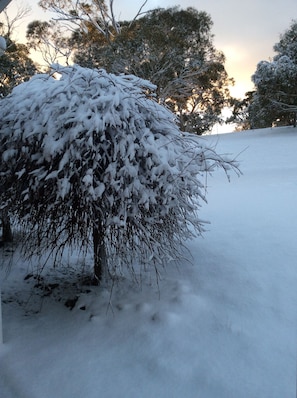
[1,214,13,243]
[92,225,106,284]
[0,285,3,344]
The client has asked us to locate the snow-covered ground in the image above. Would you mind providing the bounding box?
[0,126,296,398]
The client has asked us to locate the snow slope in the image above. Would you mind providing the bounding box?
[0,126,296,398]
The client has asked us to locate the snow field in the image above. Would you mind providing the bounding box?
[0,126,296,397]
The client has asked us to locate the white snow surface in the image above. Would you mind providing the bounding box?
[0,126,297,398]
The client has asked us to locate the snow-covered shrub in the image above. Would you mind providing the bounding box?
[0,64,239,283]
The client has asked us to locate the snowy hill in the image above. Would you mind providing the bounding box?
[1,126,297,398]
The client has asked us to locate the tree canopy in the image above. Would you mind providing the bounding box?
[28,3,233,134]
[74,7,233,134]
[248,20,297,129]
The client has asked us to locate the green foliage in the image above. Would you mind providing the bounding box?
[71,7,233,134]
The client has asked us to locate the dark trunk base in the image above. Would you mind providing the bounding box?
[93,225,106,284]
[1,216,13,243]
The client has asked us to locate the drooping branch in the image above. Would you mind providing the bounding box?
[0,64,240,283]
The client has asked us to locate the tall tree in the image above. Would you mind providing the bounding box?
[73,7,233,134]
[0,64,239,283]
[248,20,297,129]
[27,1,148,67]
[273,20,297,63]
[32,3,233,134]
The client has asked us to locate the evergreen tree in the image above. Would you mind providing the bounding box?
[73,7,233,134]
[249,21,297,129]
[31,3,233,134]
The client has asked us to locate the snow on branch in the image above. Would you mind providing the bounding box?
[0,64,240,281]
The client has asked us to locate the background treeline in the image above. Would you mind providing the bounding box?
[1,1,297,133]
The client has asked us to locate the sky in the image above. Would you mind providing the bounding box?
[2,0,297,98]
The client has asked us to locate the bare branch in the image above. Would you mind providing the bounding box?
[128,0,149,27]
[109,0,120,34]
[39,0,150,40]
[0,4,31,37]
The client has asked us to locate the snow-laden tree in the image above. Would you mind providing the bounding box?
[0,64,239,283]
[250,56,297,128]
[249,20,297,129]
[273,20,297,63]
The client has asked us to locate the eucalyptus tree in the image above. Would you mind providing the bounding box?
[31,2,233,134]
[72,7,233,134]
